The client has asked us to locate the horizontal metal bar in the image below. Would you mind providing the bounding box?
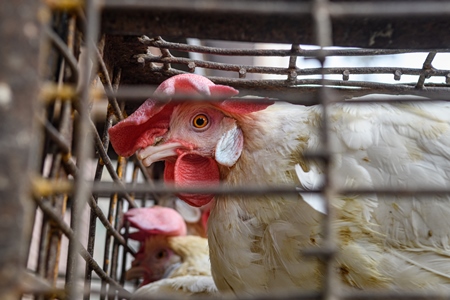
[102,3,450,48]
[139,53,450,78]
[105,81,450,108]
[302,245,338,258]
[342,290,450,300]
[329,2,450,17]
[124,289,450,300]
[102,0,450,17]
[91,181,450,198]
[102,0,312,15]
[140,36,450,57]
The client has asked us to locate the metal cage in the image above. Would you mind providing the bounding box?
[1,0,450,299]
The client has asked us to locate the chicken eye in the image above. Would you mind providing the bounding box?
[192,114,209,129]
[156,249,168,260]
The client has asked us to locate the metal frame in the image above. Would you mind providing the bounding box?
[0,0,449,300]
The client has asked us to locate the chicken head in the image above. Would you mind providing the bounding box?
[109,74,273,207]
[124,206,186,286]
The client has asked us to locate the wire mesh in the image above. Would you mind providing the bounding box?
[0,0,449,300]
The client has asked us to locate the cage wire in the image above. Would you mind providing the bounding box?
[1,0,450,300]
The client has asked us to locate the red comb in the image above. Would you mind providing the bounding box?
[124,206,187,241]
[108,74,239,157]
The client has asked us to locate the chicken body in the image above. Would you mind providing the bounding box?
[110,74,450,296]
[129,235,216,298]
[206,101,450,295]
[124,206,216,297]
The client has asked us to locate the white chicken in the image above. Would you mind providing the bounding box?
[111,74,450,296]
[124,206,216,298]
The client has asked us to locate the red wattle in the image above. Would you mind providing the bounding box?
[164,153,219,207]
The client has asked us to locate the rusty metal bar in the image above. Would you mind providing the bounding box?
[45,194,68,284]
[119,221,131,285]
[84,156,108,298]
[139,52,450,78]
[140,36,450,57]
[42,94,73,290]
[36,202,51,300]
[415,52,437,89]
[99,194,117,300]
[108,156,127,299]
[84,67,122,299]
[129,163,140,203]
[37,99,73,296]
[100,155,126,300]
[287,44,300,81]
[134,39,450,83]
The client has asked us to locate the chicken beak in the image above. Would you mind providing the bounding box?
[137,142,183,167]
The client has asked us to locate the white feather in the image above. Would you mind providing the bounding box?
[295,164,326,214]
[205,100,450,294]
[132,275,217,299]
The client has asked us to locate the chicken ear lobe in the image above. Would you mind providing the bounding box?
[215,123,244,167]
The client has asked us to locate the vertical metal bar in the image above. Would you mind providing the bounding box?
[288,44,300,81]
[130,164,140,204]
[415,52,437,89]
[37,16,74,290]
[108,206,122,300]
[44,143,70,289]
[99,193,117,300]
[44,12,76,285]
[30,11,72,292]
[84,68,121,300]
[0,0,43,299]
[100,157,127,300]
[119,221,131,286]
[36,211,50,300]
[106,156,127,300]
[312,0,339,300]
[46,195,68,282]
[66,0,100,298]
